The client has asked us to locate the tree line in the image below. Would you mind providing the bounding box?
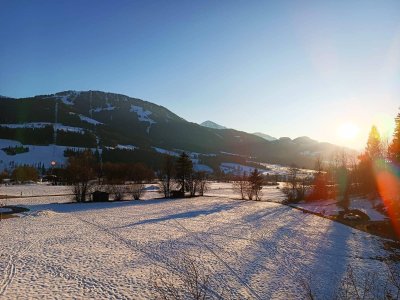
[60,150,210,202]
[279,109,400,212]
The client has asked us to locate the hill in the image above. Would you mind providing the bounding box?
[0,90,356,171]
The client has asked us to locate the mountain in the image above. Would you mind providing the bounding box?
[253,132,277,141]
[200,120,227,130]
[0,90,356,171]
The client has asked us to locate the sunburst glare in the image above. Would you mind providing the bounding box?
[337,122,360,140]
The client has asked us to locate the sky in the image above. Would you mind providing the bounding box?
[0,0,399,150]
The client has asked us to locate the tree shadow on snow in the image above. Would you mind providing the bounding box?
[22,197,195,214]
[116,202,241,228]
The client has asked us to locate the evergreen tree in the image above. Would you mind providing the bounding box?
[389,110,400,163]
[357,125,382,197]
[309,156,329,200]
[248,168,263,200]
[366,125,382,159]
[175,152,193,194]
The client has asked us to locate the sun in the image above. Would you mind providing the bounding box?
[337,122,360,140]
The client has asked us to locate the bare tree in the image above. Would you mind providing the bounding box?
[187,172,199,197]
[106,184,126,201]
[304,263,400,300]
[158,155,175,198]
[66,150,97,202]
[196,172,209,196]
[232,172,248,200]
[128,183,146,200]
[282,165,299,203]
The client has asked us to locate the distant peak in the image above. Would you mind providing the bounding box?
[200,120,227,130]
[293,136,316,144]
[252,132,277,141]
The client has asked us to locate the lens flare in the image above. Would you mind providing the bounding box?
[374,159,400,238]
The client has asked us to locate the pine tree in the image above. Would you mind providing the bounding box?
[389,110,400,163]
[366,125,382,159]
[248,168,263,200]
[357,125,382,197]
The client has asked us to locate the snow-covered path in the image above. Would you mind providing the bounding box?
[0,190,397,299]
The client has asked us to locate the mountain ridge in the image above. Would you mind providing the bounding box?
[0,90,357,170]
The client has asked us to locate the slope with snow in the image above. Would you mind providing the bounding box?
[152,147,179,157]
[50,91,81,105]
[0,138,97,170]
[90,103,116,113]
[220,162,267,175]
[129,105,156,134]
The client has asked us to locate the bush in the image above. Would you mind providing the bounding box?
[151,252,238,299]
[65,150,97,202]
[128,183,145,200]
[106,184,126,201]
[11,166,38,183]
[304,263,400,300]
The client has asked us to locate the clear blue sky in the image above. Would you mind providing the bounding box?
[1,0,399,149]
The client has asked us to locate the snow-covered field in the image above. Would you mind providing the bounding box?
[294,197,388,221]
[0,183,398,299]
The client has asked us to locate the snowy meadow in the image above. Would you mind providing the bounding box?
[0,183,399,299]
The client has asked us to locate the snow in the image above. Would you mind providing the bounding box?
[259,163,316,178]
[153,147,215,159]
[69,112,102,125]
[350,197,387,221]
[130,105,155,124]
[152,147,180,157]
[91,103,116,113]
[0,139,22,148]
[220,151,243,157]
[76,114,102,125]
[193,164,213,173]
[294,197,388,221]
[54,124,85,134]
[0,123,51,129]
[51,91,81,105]
[0,183,397,299]
[220,162,266,175]
[206,182,287,202]
[152,148,213,172]
[116,144,137,151]
[130,105,156,133]
[0,139,97,170]
[0,123,85,134]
